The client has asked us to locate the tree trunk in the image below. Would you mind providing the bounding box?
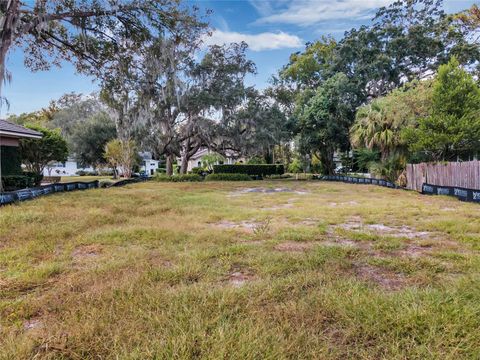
[180,153,188,174]
[166,154,174,176]
[320,148,335,175]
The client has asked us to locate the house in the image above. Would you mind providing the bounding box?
[0,119,42,146]
[139,152,160,176]
[43,152,160,177]
[178,147,243,173]
[44,157,96,176]
[0,119,42,176]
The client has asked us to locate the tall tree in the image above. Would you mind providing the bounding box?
[298,73,357,174]
[403,57,480,161]
[0,1,200,104]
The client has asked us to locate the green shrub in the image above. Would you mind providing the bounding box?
[1,175,35,191]
[205,173,252,181]
[155,168,166,174]
[190,167,205,175]
[153,173,203,182]
[213,164,284,176]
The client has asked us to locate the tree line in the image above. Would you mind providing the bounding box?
[3,0,480,184]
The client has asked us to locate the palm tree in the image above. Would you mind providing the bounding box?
[350,99,400,161]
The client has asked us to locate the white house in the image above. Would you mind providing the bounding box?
[139,152,160,176]
[44,152,160,177]
[44,157,95,176]
[178,148,243,172]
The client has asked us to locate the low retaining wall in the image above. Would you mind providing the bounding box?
[0,181,99,206]
[421,183,480,203]
[320,175,398,189]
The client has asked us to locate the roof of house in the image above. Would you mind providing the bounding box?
[0,119,43,139]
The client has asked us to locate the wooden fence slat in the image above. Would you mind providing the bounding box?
[406,160,480,192]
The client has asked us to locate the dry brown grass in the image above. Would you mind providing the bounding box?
[1,180,480,359]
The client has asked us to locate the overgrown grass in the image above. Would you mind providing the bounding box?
[1,180,480,359]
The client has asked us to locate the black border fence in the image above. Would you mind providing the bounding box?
[421,183,480,203]
[319,175,398,189]
[0,181,99,206]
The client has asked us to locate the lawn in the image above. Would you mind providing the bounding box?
[1,180,480,359]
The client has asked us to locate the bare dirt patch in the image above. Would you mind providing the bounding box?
[355,264,406,290]
[213,220,262,233]
[72,244,102,260]
[275,241,315,252]
[226,266,256,287]
[334,219,433,239]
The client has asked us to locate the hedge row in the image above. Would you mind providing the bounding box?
[213,164,284,176]
[1,173,43,191]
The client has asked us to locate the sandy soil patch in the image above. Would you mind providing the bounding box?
[226,266,256,287]
[213,220,262,233]
[334,219,433,239]
[72,244,102,260]
[355,264,406,290]
[275,241,315,252]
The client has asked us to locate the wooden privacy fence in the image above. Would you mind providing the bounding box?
[406,160,480,192]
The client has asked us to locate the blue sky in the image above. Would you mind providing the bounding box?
[2,0,477,116]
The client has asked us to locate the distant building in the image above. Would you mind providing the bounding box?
[178,148,243,172]
[44,152,160,177]
[139,152,160,176]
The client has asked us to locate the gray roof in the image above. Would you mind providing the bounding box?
[0,119,43,138]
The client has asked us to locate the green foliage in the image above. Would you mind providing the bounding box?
[19,125,68,185]
[0,146,22,176]
[403,58,480,161]
[153,174,202,182]
[369,154,406,183]
[298,73,356,174]
[353,149,380,173]
[351,80,434,161]
[287,159,303,173]
[213,164,284,176]
[205,173,252,181]
[70,112,116,168]
[200,153,225,171]
[1,175,35,191]
[246,156,266,164]
[104,139,137,179]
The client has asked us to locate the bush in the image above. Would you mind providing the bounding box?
[76,170,87,176]
[153,173,203,182]
[213,164,284,176]
[205,173,252,181]
[155,168,167,174]
[190,167,205,175]
[1,175,35,191]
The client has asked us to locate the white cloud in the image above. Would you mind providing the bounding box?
[254,0,393,26]
[202,30,303,51]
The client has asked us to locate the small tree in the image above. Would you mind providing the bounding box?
[19,125,68,185]
[104,139,137,179]
[201,153,225,171]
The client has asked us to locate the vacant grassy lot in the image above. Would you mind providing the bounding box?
[1,180,480,359]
